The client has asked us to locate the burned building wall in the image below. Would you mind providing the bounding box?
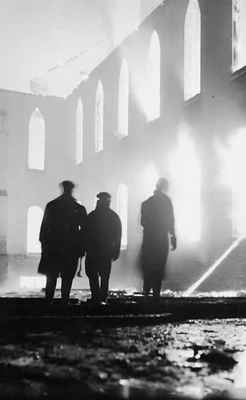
[65,0,246,292]
[1,0,246,293]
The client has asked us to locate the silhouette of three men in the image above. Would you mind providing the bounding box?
[38,177,176,302]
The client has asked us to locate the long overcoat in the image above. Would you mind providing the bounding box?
[141,191,175,277]
[38,194,87,276]
[85,207,122,262]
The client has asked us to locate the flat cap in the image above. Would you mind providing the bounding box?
[97,192,111,200]
[60,180,75,189]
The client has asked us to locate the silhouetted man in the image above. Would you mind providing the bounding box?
[38,180,87,302]
[141,178,177,299]
[85,192,122,303]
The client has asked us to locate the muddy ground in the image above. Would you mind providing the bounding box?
[0,317,246,399]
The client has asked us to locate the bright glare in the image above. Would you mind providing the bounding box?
[76,98,83,164]
[28,108,45,170]
[95,80,104,152]
[147,31,160,121]
[117,184,128,250]
[27,206,43,253]
[234,350,246,389]
[143,164,159,198]
[218,129,246,237]
[20,276,46,290]
[232,0,246,71]
[184,0,201,100]
[169,128,201,243]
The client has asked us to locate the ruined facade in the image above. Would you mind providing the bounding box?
[0,0,245,292]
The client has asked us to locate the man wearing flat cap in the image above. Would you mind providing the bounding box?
[38,180,87,302]
[85,192,122,302]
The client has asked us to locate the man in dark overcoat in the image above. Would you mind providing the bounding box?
[141,178,177,299]
[38,180,87,301]
[85,192,122,302]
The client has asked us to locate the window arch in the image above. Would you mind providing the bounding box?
[95,80,104,152]
[147,30,161,122]
[28,108,45,170]
[184,0,201,100]
[232,0,246,71]
[118,59,129,137]
[27,206,43,254]
[117,184,128,250]
[76,98,83,164]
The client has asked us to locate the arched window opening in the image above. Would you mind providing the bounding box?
[76,98,83,164]
[184,0,201,100]
[117,184,128,250]
[147,30,161,122]
[28,108,45,170]
[232,0,246,71]
[95,81,104,152]
[27,206,43,254]
[118,59,129,137]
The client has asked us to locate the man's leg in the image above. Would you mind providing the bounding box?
[60,257,78,302]
[61,272,75,301]
[100,260,111,302]
[45,274,58,300]
[143,264,152,296]
[85,257,100,301]
[152,271,162,299]
[153,249,169,300]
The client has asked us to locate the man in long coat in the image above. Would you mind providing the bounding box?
[85,192,122,303]
[141,178,177,299]
[38,180,87,301]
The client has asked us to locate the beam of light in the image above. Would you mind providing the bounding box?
[184,237,243,296]
[217,128,246,237]
[168,127,201,243]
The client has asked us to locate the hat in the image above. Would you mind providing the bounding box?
[60,180,75,190]
[156,177,169,191]
[97,192,111,200]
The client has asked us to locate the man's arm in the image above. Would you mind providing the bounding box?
[78,206,88,257]
[39,205,50,244]
[113,215,122,261]
[140,203,145,228]
[168,200,177,251]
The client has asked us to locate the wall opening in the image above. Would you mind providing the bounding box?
[118,59,129,137]
[95,80,104,152]
[232,0,246,72]
[147,30,161,122]
[76,98,83,164]
[184,0,201,100]
[27,206,43,254]
[28,108,45,170]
